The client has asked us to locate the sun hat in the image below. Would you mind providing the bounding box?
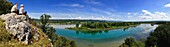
[20,4,24,7]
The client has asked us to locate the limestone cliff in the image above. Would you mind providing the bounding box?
[0,13,53,47]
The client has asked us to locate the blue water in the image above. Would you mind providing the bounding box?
[55,24,158,47]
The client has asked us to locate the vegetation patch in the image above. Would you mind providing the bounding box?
[119,23,170,47]
[67,22,139,31]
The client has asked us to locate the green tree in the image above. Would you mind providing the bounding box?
[104,23,110,28]
[146,24,170,47]
[46,27,56,38]
[0,0,13,15]
[145,36,158,47]
[124,37,135,47]
[76,23,79,28]
[39,14,76,47]
[70,41,76,47]
[40,14,51,32]
[119,37,145,47]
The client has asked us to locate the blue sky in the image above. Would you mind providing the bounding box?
[9,0,170,21]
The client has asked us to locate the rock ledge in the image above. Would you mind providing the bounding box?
[0,13,31,44]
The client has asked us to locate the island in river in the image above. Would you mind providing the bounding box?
[47,19,167,31]
[67,22,140,31]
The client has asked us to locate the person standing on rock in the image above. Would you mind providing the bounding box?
[11,3,19,14]
[19,4,27,15]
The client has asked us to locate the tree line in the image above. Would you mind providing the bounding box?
[80,22,139,29]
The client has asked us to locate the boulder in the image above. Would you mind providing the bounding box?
[0,13,31,44]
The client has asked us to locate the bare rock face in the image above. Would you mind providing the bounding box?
[0,13,31,44]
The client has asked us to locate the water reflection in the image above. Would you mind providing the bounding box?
[123,28,129,31]
[76,31,104,35]
[104,30,109,33]
[75,30,112,35]
[55,24,158,47]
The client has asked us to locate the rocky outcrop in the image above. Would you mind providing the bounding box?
[0,13,32,44]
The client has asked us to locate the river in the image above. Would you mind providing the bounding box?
[53,24,158,47]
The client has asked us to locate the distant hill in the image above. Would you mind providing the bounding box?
[32,19,170,23]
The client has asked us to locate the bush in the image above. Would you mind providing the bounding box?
[145,24,170,47]
[119,37,145,47]
[0,19,11,42]
[0,0,13,15]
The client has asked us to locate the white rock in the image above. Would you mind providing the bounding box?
[0,13,32,45]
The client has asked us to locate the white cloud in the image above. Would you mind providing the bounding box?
[165,3,170,8]
[28,12,118,20]
[142,10,152,15]
[28,10,170,21]
[126,10,170,21]
[127,12,139,16]
[53,4,84,7]
[127,13,131,15]
[140,10,168,20]
[84,0,102,5]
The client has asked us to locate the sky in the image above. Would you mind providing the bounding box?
[9,0,170,21]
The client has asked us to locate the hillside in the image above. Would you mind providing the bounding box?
[0,13,53,47]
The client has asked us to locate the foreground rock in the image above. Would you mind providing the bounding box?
[0,13,31,44]
[0,13,53,47]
